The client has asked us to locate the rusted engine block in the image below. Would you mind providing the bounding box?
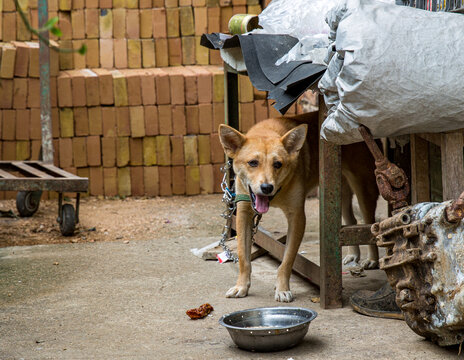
[373,199,464,346]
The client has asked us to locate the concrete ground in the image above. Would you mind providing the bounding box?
[0,196,462,359]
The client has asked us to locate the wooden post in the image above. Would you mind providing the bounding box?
[410,134,430,203]
[318,95,342,309]
[441,132,464,200]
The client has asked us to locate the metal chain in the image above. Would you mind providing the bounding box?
[219,160,262,263]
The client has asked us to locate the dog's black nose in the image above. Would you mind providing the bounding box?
[260,184,274,195]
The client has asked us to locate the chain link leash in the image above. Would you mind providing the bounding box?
[219,160,262,263]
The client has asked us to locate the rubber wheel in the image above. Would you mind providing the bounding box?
[16,191,41,217]
[60,204,76,236]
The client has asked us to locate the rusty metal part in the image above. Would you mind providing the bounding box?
[445,191,464,223]
[359,126,410,210]
[373,200,464,346]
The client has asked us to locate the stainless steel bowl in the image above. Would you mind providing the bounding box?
[219,307,317,352]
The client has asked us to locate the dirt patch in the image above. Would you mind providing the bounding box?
[0,195,225,248]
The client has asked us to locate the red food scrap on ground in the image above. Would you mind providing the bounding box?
[186,303,214,320]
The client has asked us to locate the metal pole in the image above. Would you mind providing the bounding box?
[38,0,54,164]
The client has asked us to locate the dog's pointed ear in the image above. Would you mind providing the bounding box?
[219,124,246,158]
[281,124,308,154]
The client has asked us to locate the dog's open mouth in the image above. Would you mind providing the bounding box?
[249,187,272,214]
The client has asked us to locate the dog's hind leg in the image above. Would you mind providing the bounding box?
[225,201,254,298]
[341,178,361,265]
[275,203,306,303]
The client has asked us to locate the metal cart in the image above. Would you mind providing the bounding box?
[0,1,89,236]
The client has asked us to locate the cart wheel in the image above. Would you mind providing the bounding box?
[16,191,41,217]
[59,204,76,236]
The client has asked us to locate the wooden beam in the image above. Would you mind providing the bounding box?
[319,95,342,309]
[339,224,375,246]
[12,161,53,179]
[410,134,431,203]
[441,132,464,200]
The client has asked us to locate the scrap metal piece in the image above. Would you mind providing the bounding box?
[373,200,464,346]
[359,126,410,210]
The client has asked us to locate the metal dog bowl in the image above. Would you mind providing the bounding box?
[219,307,317,352]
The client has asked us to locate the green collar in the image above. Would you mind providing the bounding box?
[234,194,251,203]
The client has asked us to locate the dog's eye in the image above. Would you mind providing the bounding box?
[273,161,282,169]
[248,160,259,167]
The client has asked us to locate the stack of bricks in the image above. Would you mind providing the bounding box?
[0,0,272,69]
[0,0,301,199]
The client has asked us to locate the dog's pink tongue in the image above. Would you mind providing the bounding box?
[255,195,270,214]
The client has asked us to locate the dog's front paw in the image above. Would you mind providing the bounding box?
[343,254,360,265]
[275,290,294,303]
[360,258,379,270]
[226,285,249,298]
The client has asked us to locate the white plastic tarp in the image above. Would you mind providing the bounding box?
[319,0,464,144]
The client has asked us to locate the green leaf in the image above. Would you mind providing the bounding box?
[44,17,59,30]
[50,27,62,37]
[78,44,87,55]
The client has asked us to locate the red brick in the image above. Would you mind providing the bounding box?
[198,134,211,164]
[182,36,196,66]
[88,107,103,136]
[153,69,170,105]
[89,167,104,196]
[240,102,255,133]
[102,107,117,137]
[199,164,214,194]
[130,166,145,196]
[52,108,60,138]
[144,105,159,136]
[72,137,87,168]
[74,107,89,136]
[57,72,73,108]
[53,139,60,166]
[27,79,40,108]
[27,42,40,77]
[15,109,30,140]
[68,70,87,107]
[130,106,145,138]
[186,105,199,134]
[73,41,87,68]
[113,8,126,39]
[255,99,269,123]
[59,138,73,168]
[172,106,186,135]
[116,137,130,167]
[101,137,116,167]
[116,107,130,136]
[92,68,114,105]
[114,39,128,69]
[207,7,220,33]
[212,163,223,193]
[184,69,198,105]
[85,8,100,38]
[172,166,186,195]
[13,78,28,109]
[198,104,213,134]
[118,167,131,197]
[0,80,13,109]
[2,13,16,42]
[31,140,42,160]
[85,39,100,68]
[50,77,58,108]
[170,135,184,165]
[144,166,159,196]
[121,70,142,106]
[220,6,232,33]
[81,69,100,107]
[164,67,185,105]
[126,9,140,39]
[212,102,224,131]
[210,133,224,163]
[139,70,156,105]
[2,141,16,160]
[12,42,29,78]
[87,135,102,166]
[30,108,41,140]
[130,138,143,166]
[158,105,173,135]
[2,110,15,140]
[156,135,171,165]
[186,66,212,104]
[158,166,172,196]
[103,167,118,197]
[99,38,114,69]
[194,7,207,36]
[155,38,169,67]
[167,38,182,66]
[186,165,200,195]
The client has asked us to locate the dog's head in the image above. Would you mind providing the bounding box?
[219,123,307,214]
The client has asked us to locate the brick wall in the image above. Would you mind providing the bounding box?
[0,0,297,199]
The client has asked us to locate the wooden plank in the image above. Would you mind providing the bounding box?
[319,95,342,309]
[253,227,320,286]
[0,169,16,179]
[39,163,83,179]
[441,132,464,200]
[339,225,375,246]
[418,133,441,147]
[0,178,89,192]
[410,134,431,204]
[11,161,54,179]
